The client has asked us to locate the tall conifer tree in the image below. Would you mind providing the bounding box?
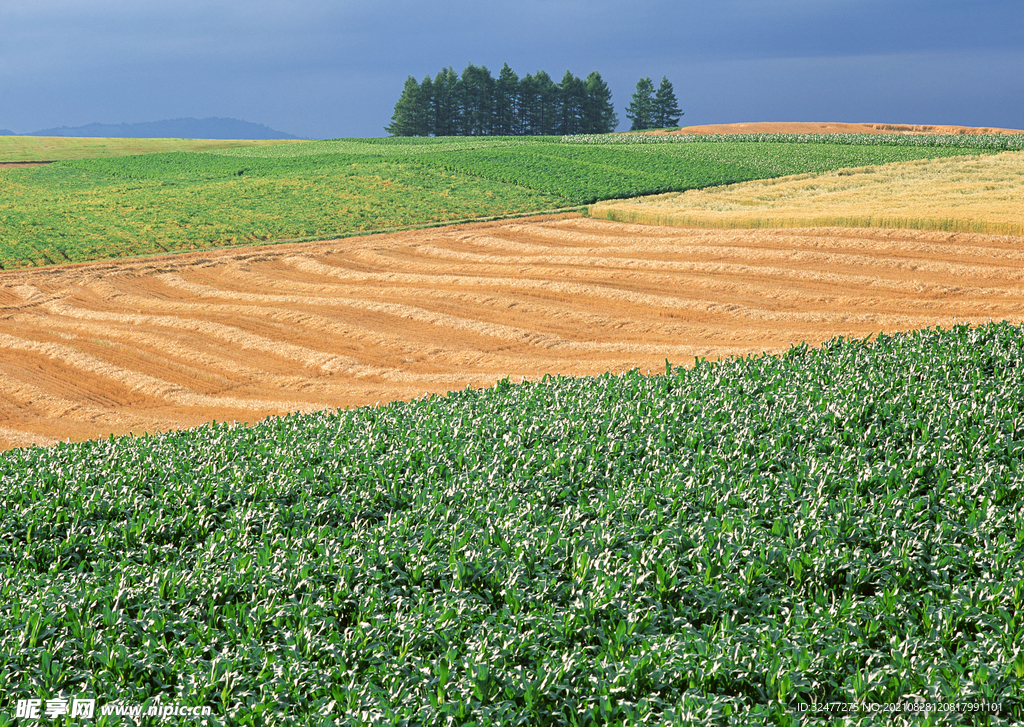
[385,76,423,136]
[518,73,541,135]
[653,76,683,128]
[582,71,618,133]
[625,77,656,131]
[416,75,435,137]
[534,71,559,136]
[494,63,520,136]
[431,67,461,136]
[557,71,586,135]
[459,64,495,135]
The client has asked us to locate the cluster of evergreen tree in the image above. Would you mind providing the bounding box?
[385,63,618,137]
[625,76,683,131]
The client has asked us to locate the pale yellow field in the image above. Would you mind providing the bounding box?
[590,151,1024,237]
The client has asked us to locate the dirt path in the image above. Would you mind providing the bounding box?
[2,214,1023,449]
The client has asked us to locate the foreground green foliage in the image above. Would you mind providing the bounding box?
[0,135,1007,270]
[2,322,1023,725]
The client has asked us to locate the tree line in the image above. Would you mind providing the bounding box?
[386,63,682,137]
[626,77,683,131]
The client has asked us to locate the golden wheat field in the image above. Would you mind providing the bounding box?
[591,151,1024,236]
[2,212,1024,450]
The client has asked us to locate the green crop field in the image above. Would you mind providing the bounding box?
[2,134,1020,270]
[2,322,1024,725]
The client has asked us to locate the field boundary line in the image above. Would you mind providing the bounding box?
[0,206,588,276]
[256,204,588,245]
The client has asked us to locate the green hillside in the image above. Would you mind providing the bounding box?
[2,134,1019,270]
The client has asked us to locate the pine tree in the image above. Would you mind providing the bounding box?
[625,77,656,131]
[517,73,537,134]
[653,76,683,128]
[385,76,423,136]
[534,70,560,136]
[459,64,495,136]
[582,71,618,134]
[557,70,586,135]
[494,63,520,136]
[416,75,434,137]
[432,67,461,136]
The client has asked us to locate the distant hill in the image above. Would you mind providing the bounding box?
[23,117,302,140]
[0,129,16,136]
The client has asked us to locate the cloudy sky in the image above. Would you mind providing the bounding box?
[2,0,1022,138]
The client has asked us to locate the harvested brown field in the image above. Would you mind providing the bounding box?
[591,151,1024,236]
[2,214,1023,450]
[663,121,1024,135]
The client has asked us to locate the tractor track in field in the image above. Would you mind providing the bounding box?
[2,213,1023,449]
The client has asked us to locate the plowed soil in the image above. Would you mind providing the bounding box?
[2,215,1023,450]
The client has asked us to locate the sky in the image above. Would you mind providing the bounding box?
[2,0,1022,139]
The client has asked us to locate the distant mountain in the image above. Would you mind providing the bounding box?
[0,129,16,136]
[24,117,302,140]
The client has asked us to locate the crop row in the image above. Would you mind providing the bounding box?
[2,322,1023,724]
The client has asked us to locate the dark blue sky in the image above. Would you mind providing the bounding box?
[2,0,1022,138]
